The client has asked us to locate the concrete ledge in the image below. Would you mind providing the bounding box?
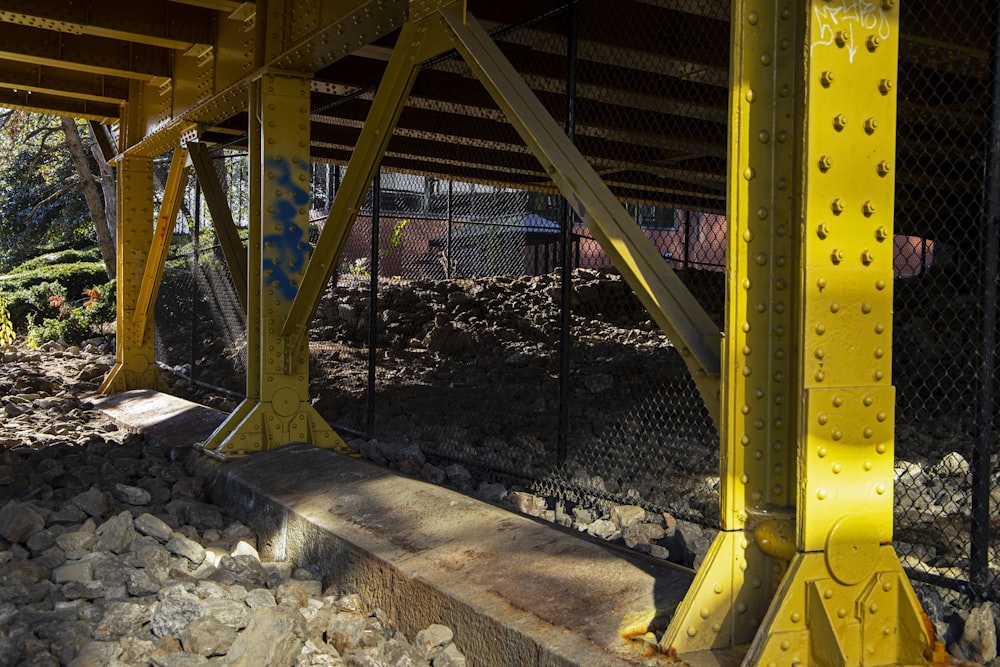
[90,389,227,449]
[212,443,695,667]
[92,391,698,666]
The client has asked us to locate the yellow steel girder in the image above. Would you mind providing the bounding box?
[662,1,938,665]
[133,144,190,342]
[198,70,345,456]
[99,151,167,393]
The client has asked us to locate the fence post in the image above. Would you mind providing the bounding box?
[557,1,579,466]
[446,179,453,278]
[367,171,381,437]
[971,1,1000,600]
[191,180,201,385]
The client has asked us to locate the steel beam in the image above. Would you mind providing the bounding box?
[0,0,215,50]
[0,22,172,80]
[189,140,248,312]
[662,2,938,664]
[100,85,168,393]
[0,60,130,104]
[440,6,723,412]
[282,6,456,365]
[199,70,344,456]
[133,145,191,341]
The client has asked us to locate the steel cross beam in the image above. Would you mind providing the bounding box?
[189,140,249,313]
[133,145,190,342]
[661,2,939,665]
[284,0,723,421]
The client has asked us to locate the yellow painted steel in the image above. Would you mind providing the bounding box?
[100,87,168,393]
[283,1,458,367]
[133,145,190,341]
[440,6,723,416]
[663,1,935,664]
[200,70,345,456]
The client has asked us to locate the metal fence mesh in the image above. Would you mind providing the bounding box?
[149,0,1000,601]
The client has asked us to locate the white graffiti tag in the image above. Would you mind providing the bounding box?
[813,0,892,63]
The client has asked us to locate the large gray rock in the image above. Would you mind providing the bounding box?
[414,623,454,660]
[69,488,107,519]
[224,607,305,667]
[326,611,366,653]
[94,511,135,554]
[0,501,44,544]
[56,530,97,559]
[165,535,206,565]
[202,597,250,631]
[65,639,122,667]
[112,483,151,506]
[150,588,205,638]
[958,602,998,664]
[432,642,468,667]
[52,559,93,584]
[93,601,151,640]
[180,616,238,657]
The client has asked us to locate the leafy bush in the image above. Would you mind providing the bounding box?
[9,247,100,274]
[0,260,107,326]
[0,298,14,347]
[22,280,116,348]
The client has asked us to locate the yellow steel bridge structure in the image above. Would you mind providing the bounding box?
[0,0,984,663]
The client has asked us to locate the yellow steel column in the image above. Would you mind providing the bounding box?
[100,84,168,393]
[663,1,938,664]
[200,70,345,456]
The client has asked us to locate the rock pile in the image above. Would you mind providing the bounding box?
[0,343,467,667]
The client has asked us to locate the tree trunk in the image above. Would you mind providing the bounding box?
[87,124,117,251]
[60,117,115,279]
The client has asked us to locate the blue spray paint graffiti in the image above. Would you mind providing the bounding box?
[263,157,312,302]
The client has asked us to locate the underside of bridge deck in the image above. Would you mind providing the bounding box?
[0,0,989,664]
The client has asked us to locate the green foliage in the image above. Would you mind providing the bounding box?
[21,280,115,348]
[0,145,92,271]
[9,247,100,273]
[0,260,106,325]
[25,308,90,348]
[0,247,114,347]
[382,219,409,258]
[346,256,370,279]
[0,298,14,347]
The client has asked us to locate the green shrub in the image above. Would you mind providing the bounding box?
[9,247,101,274]
[0,299,15,347]
[0,262,107,327]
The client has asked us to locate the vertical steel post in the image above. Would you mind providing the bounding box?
[99,80,168,394]
[558,1,579,466]
[192,180,201,384]
[972,0,1000,600]
[199,71,345,456]
[367,172,381,437]
[663,1,934,662]
[446,179,453,278]
[683,210,691,269]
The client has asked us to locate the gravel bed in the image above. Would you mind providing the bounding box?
[0,342,467,667]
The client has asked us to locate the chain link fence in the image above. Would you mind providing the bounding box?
[149,0,1000,605]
